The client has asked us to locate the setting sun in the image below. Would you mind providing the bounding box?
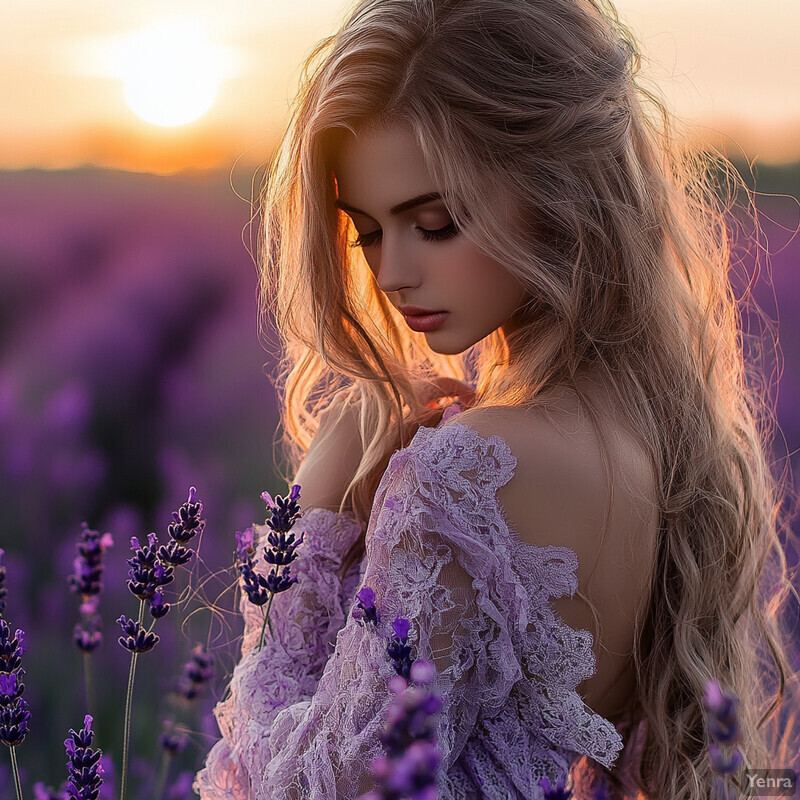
[119,20,225,128]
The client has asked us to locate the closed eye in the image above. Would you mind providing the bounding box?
[349,222,459,249]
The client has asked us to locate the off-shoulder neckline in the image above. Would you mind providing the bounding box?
[400,417,583,569]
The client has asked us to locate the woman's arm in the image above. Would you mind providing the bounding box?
[292,392,365,512]
[293,378,477,512]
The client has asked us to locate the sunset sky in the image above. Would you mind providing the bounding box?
[3,0,799,173]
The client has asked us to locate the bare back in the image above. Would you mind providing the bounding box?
[445,383,660,722]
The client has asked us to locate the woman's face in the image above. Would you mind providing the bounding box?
[332,123,529,355]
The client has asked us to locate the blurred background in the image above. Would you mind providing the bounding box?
[0,0,798,796]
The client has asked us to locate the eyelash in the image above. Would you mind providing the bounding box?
[349,222,459,249]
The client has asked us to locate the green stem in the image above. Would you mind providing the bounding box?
[120,599,144,800]
[153,751,171,800]
[83,651,94,716]
[120,651,139,800]
[257,593,276,651]
[9,746,23,800]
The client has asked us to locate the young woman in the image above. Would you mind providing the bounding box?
[194,0,797,797]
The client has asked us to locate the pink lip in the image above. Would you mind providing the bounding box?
[398,304,445,316]
[402,311,449,332]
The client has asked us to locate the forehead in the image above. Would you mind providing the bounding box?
[331,124,436,211]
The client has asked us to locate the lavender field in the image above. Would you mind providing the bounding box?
[0,163,798,797]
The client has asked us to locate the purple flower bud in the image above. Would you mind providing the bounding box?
[64,715,103,799]
[0,621,30,747]
[174,644,214,701]
[79,595,99,616]
[261,491,274,509]
[0,620,25,673]
[159,720,190,755]
[539,776,573,800]
[409,659,436,686]
[355,586,379,626]
[0,697,31,746]
[387,618,414,680]
[32,782,68,800]
[702,679,742,746]
[357,586,375,608]
[167,488,205,543]
[157,540,193,567]
[73,620,103,653]
[149,591,170,620]
[0,672,24,703]
[289,484,301,501]
[392,618,410,640]
[369,667,442,798]
[117,616,159,654]
[235,528,255,559]
[69,523,112,598]
[708,743,744,775]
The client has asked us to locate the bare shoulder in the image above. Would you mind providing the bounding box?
[443,392,659,720]
[442,395,658,571]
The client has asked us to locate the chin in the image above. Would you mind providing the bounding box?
[424,336,474,356]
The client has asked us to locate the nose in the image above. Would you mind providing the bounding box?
[373,234,420,294]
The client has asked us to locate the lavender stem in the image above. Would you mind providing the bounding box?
[8,747,22,800]
[83,651,94,717]
[120,599,145,800]
[258,593,276,651]
[153,751,170,800]
[8,745,23,800]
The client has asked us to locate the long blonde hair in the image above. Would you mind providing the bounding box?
[257,0,799,796]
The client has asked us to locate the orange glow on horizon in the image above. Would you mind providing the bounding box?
[0,126,279,176]
[2,118,797,177]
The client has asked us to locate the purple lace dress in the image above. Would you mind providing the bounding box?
[194,404,624,799]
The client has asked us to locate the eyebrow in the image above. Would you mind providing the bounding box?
[334,191,443,218]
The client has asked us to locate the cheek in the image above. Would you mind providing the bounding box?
[462,254,526,308]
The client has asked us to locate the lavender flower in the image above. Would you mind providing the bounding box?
[235,527,255,559]
[68,523,113,599]
[126,534,175,603]
[238,485,307,650]
[116,615,159,654]
[157,539,194,568]
[261,487,306,595]
[361,659,442,800]
[0,549,6,616]
[173,644,214,701]
[149,591,170,620]
[73,616,103,654]
[33,782,69,800]
[355,586,379,626]
[539,775,573,800]
[0,620,29,749]
[237,553,271,607]
[703,680,744,800]
[64,714,103,800]
[159,720,189,756]
[387,618,414,680]
[167,486,205,544]
[119,489,205,800]
[261,484,303,534]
